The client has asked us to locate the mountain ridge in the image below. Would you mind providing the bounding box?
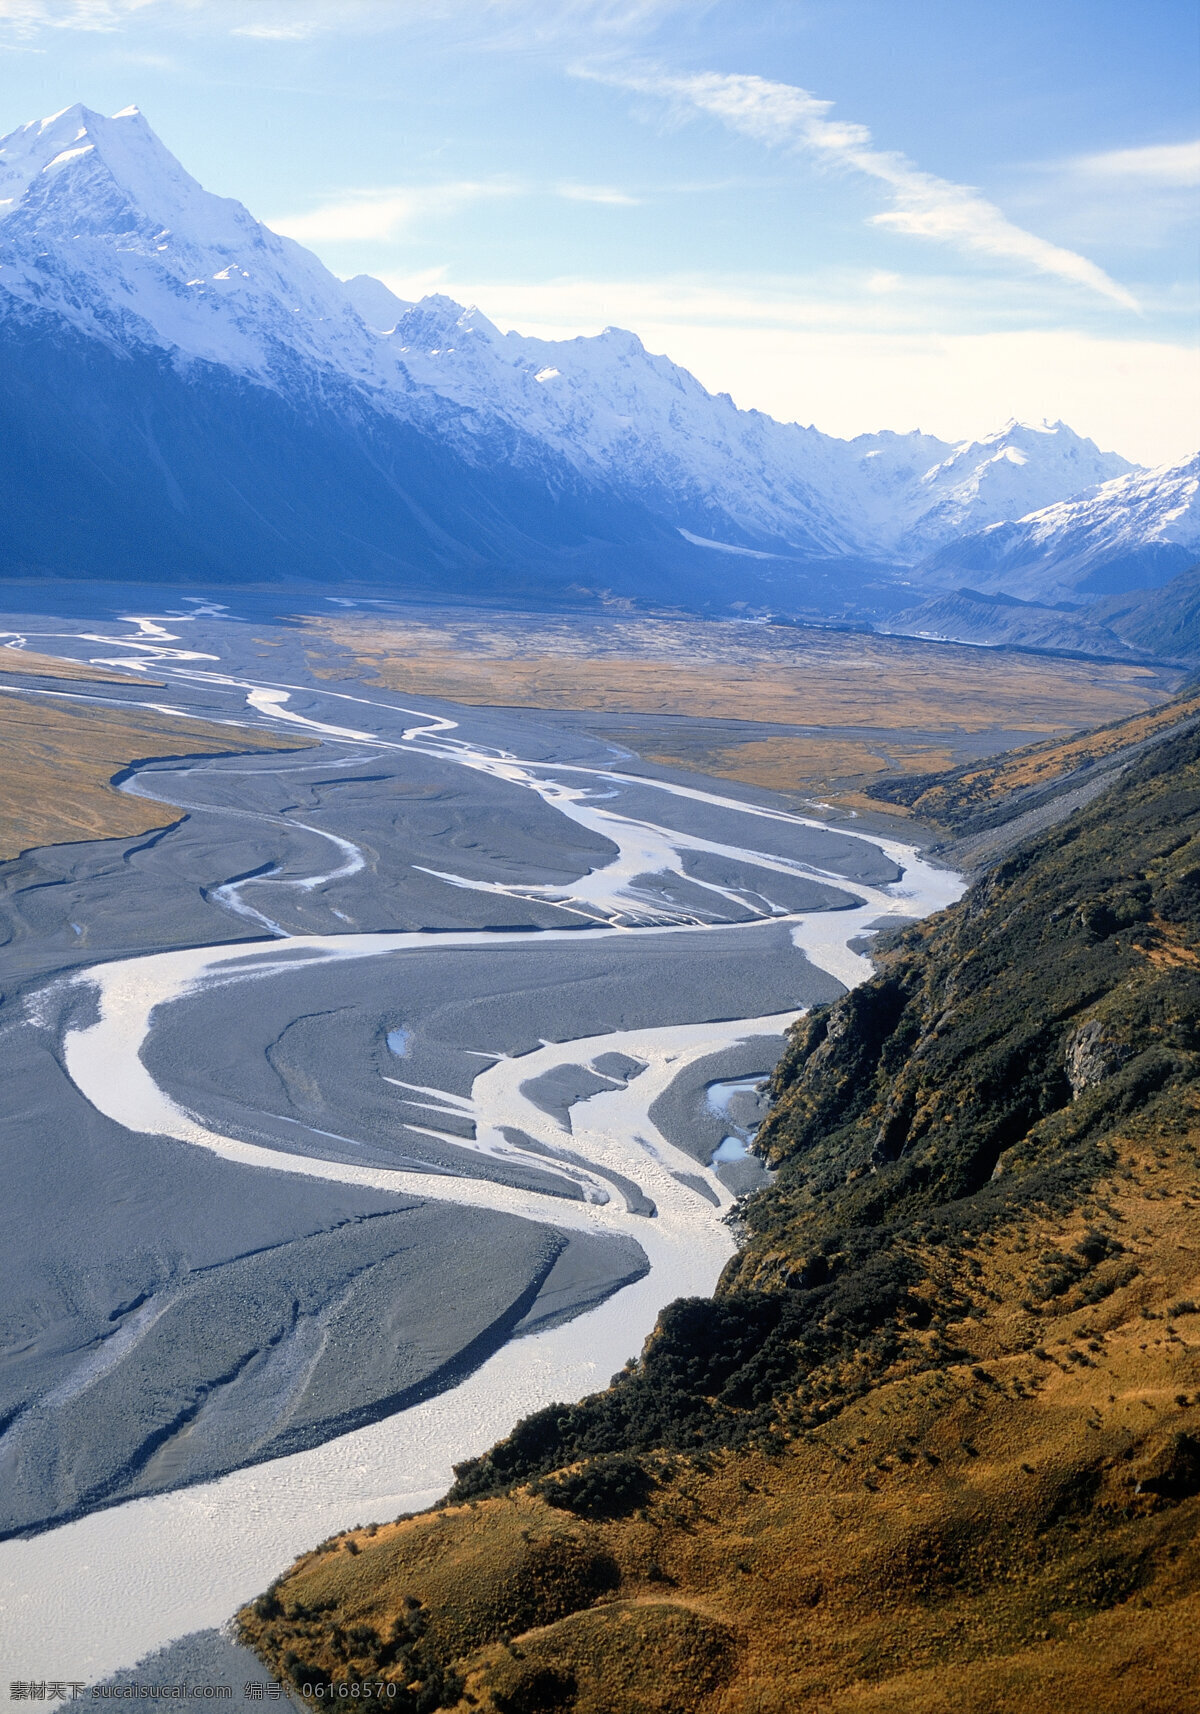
[921,456,1200,602]
[2,103,1186,615]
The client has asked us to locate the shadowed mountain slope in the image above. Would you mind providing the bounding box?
[1096,561,1200,665]
[240,713,1200,1712]
[881,560,1200,664]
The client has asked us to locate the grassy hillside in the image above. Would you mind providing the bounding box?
[239,719,1200,1713]
[867,685,1200,848]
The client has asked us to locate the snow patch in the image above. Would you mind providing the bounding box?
[678,529,778,559]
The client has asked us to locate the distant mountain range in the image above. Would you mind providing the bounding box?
[921,457,1200,602]
[1,103,1196,643]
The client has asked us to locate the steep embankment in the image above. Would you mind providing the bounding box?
[868,685,1200,867]
[240,721,1200,1713]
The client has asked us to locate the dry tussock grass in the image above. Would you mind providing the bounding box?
[638,735,960,798]
[0,647,161,685]
[240,1126,1200,1713]
[307,614,1168,738]
[0,692,309,857]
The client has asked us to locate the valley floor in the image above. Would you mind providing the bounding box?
[307,606,1181,809]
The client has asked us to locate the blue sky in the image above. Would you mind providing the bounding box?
[2,0,1197,462]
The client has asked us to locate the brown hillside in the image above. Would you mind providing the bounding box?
[239,1141,1200,1712]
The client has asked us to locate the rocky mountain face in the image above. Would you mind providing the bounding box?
[2,103,1181,618]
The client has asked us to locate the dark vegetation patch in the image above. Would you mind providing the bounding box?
[533,1454,653,1520]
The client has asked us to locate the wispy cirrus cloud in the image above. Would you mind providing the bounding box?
[0,0,162,27]
[1072,139,1200,186]
[271,176,644,242]
[270,182,519,245]
[583,65,1141,311]
[0,0,689,43]
[231,19,318,42]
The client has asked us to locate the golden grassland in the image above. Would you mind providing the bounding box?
[0,646,163,685]
[239,1121,1200,1713]
[882,690,1200,828]
[0,691,311,859]
[633,734,960,803]
[306,614,1171,736]
[306,612,1178,803]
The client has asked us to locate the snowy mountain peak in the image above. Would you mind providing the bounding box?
[389,294,501,351]
[926,418,1128,479]
[0,103,398,386]
[342,272,413,333]
[921,453,1200,601]
[0,101,1172,593]
[0,103,217,237]
[895,418,1135,555]
[595,325,648,356]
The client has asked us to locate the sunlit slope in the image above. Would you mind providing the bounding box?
[868,683,1200,850]
[240,720,1200,1710]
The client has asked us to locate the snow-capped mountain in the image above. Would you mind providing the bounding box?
[0,103,1180,611]
[0,103,394,388]
[0,105,720,598]
[348,287,1132,560]
[921,456,1200,602]
[894,420,1133,557]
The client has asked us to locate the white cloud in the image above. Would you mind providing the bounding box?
[556,182,640,205]
[380,268,1196,464]
[272,175,645,241]
[0,0,687,44]
[0,0,161,28]
[1072,139,1200,186]
[231,20,318,41]
[584,65,1141,311]
[269,181,518,244]
[1019,138,1200,252]
[380,270,930,333]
